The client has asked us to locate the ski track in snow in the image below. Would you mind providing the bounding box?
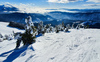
[0,22,100,62]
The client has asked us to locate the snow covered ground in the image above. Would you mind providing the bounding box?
[0,22,100,62]
[0,22,24,35]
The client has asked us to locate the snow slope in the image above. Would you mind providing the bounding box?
[0,22,100,62]
[0,22,24,35]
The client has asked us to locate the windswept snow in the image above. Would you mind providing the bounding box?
[0,22,24,35]
[0,22,100,62]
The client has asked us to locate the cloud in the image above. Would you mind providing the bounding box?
[47,0,81,3]
[12,3,36,13]
[87,0,100,3]
[48,0,100,3]
[83,4,100,7]
[14,3,48,13]
[2,2,47,13]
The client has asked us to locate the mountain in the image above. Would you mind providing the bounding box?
[0,4,19,13]
[47,11,100,22]
[0,4,100,26]
[0,13,55,24]
[0,22,100,62]
[60,8,100,13]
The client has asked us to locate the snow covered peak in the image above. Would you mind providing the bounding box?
[2,4,13,8]
[0,4,19,13]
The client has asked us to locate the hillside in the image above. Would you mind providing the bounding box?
[0,4,100,25]
[0,22,100,62]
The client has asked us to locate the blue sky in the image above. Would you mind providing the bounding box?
[0,0,100,9]
[0,0,100,13]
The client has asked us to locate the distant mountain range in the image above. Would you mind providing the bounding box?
[0,4,100,26]
[0,4,19,13]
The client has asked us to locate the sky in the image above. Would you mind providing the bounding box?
[0,0,100,13]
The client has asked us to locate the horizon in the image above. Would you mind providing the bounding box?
[0,0,100,13]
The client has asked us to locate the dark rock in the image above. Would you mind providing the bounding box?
[8,21,25,29]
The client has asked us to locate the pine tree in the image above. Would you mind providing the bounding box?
[66,24,71,29]
[44,24,51,33]
[15,16,37,49]
[38,21,44,34]
[0,33,3,42]
[61,21,65,31]
[55,25,59,33]
[72,22,75,29]
[23,16,36,44]
[0,33,3,38]
[64,27,68,32]
[76,24,80,29]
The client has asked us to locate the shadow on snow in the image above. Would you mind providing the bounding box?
[0,45,34,62]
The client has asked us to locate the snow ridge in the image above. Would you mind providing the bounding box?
[0,22,100,62]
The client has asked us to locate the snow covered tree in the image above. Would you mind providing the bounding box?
[62,21,64,27]
[72,22,75,29]
[44,24,52,33]
[49,26,55,33]
[38,21,44,34]
[0,33,3,38]
[23,16,37,44]
[64,27,69,32]
[38,21,43,30]
[76,24,81,29]
[66,24,71,29]
[55,25,60,33]
[61,21,65,31]
[0,33,3,42]
[3,34,13,41]
[15,16,37,49]
[55,22,65,33]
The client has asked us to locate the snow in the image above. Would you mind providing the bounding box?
[0,22,24,36]
[0,22,100,62]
